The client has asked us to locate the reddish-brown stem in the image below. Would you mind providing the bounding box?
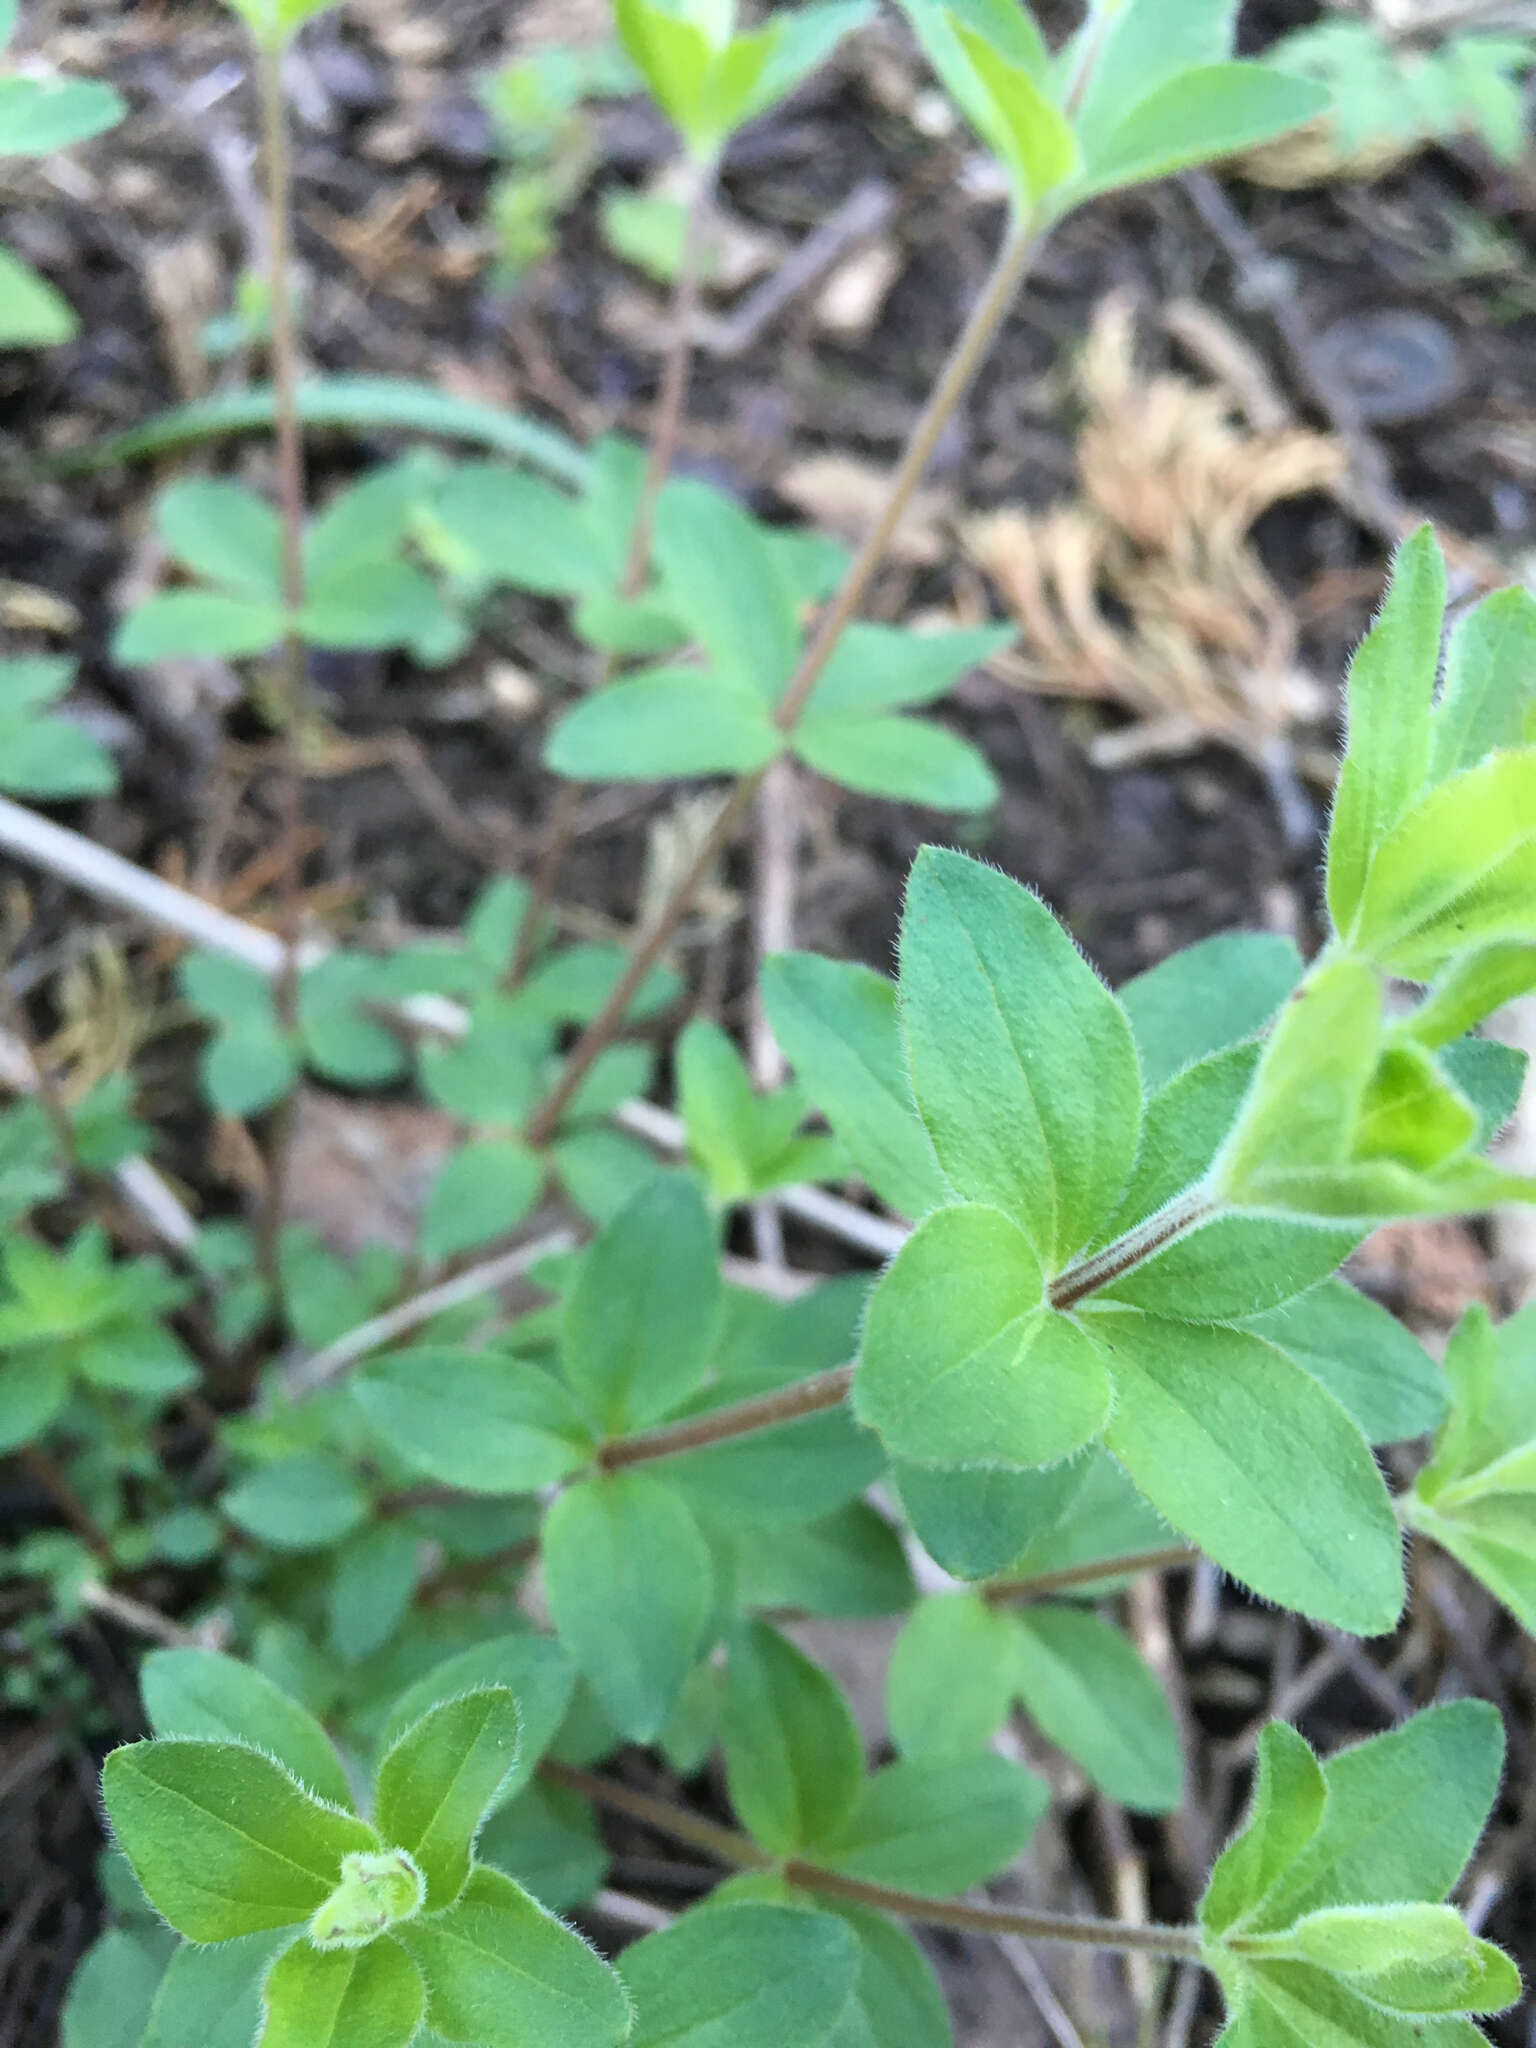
[982,1545,1202,1608]
[507,162,717,992]
[543,1759,1204,1959]
[20,1445,113,1563]
[597,1364,854,1472]
[1048,1192,1211,1312]
[524,770,762,1143]
[254,41,309,1296]
[523,222,1041,1145]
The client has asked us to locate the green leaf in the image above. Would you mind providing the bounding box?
[303,461,425,585]
[1097,1042,1260,1244]
[354,1351,592,1494]
[545,667,782,780]
[1120,931,1302,1092]
[520,943,681,1026]
[60,375,588,487]
[1077,64,1331,196]
[0,1352,69,1451]
[258,1939,424,2048]
[894,1457,1087,1581]
[1247,1700,1504,1931]
[615,0,729,155]
[667,1370,881,1529]
[398,1865,627,2047]
[899,847,1142,1268]
[542,1472,714,1740]
[141,1649,351,1808]
[561,1175,720,1433]
[328,1522,420,1665]
[114,590,287,664]
[1344,750,1536,978]
[102,1739,376,1942]
[430,463,599,598]
[652,478,800,701]
[1406,945,1536,1051]
[204,1016,301,1117]
[619,1902,859,2048]
[730,1502,913,1617]
[1353,1042,1478,1169]
[814,1753,1045,1896]
[886,1592,1019,1755]
[418,994,548,1126]
[951,19,1078,208]
[1011,1605,1182,1812]
[1202,1721,1327,1936]
[0,242,77,346]
[62,1928,174,2048]
[375,1688,521,1910]
[0,71,123,153]
[761,952,946,1219]
[0,660,119,794]
[1217,957,1383,1198]
[722,1622,864,1855]
[379,1634,574,1795]
[300,560,447,654]
[140,1934,287,2048]
[1072,0,1237,152]
[220,0,340,52]
[223,1453,369,1550]
[1093,1310,1403,1634]
[821,1903,953,2048]
[742,0,872,127]
[477,1781,608,1913]
[855,1203,1112,1467]
[1428,584,1536,786]
[1241,1278,1445,1445]
[894,0,1048,163]
[297,956,409,1087]
[156,478,284,599]
[419,1140,542,1264]
[794,711,998,811]
[804,622,1013,718]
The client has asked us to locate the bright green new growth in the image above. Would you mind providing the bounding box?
[1199,1707,1519,2044]
[102,1671,628,2048]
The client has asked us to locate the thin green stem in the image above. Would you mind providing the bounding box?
[508,160,717,992]
[523,220,1042,1146]
[597,1364,854,1472]
[255,39,309,1297]
[983,1545,1202,1607]
[544,1759,1205,1959]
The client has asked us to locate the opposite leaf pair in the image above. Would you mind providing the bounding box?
[104,1685,631,2048]
[1201,1703,1518,2047]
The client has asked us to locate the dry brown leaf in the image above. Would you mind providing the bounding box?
[778,453,951,566]
[965,291,1344,762]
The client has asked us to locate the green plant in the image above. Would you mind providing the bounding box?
[483,40,638,283]
[0,657,118,798]
[0,0,123,346]
[9,0,1536,2043]
[1268,14,1533,166]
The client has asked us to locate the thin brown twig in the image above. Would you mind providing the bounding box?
[524,223,1042,1145]
[983,1546,1202,1608]
[543,1760,1205,1958]
[255,41,309,1297]
[508,162,718,991]
[597,1364,854,1472]
[19,1446,113,1563]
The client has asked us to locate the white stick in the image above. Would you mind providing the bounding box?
[287,1227,576,1394]
[0,796,910,1265]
